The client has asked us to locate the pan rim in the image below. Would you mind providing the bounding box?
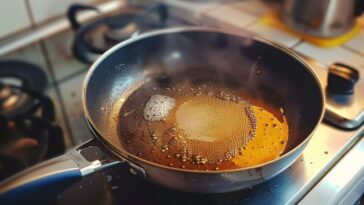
[82,26,325,174]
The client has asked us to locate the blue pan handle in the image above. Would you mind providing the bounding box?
[0,138,122,205]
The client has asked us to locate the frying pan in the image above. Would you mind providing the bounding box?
[0,27,324,205]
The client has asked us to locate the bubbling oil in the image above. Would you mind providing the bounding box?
[118,78,289,171]
[169,95,256,164]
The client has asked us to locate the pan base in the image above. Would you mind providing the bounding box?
[118,73,288,171]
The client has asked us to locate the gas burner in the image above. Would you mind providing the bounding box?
[67,3,168,64]
[0,60,64,180]
[0,60,47,118]
[0,83,65,180]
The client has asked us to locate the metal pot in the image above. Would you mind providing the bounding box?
[283,0,364,38]
[0,27,325,205]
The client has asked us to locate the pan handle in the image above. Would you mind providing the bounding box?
[0,138,122,205]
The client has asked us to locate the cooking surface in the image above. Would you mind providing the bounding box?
[0,0,363,204]
[55,60,364,205]
[117,76,289,170]
[55,125,362,205]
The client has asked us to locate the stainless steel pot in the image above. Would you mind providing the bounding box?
[283,0,364,38]
[0,27,325,205]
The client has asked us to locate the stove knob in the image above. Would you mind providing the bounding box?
[327,63,359,95]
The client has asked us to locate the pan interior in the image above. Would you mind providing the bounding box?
[84,29,324,171]
[116,69,289,170]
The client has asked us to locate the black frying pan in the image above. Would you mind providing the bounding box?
[0,27,324,205]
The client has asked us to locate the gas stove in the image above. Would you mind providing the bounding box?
[0,1,363,205]
[56,2,364,205]
[54,57,364,205]
[0,60,65,181]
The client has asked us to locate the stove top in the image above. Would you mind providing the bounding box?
[0,60,65,181]
[68,3,179,64]
[55,126,363,205]
[0,1,363,204]
[55,3,363,205]
[54,57,364,205]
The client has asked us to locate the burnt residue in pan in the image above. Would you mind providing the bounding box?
[117,67,289,171]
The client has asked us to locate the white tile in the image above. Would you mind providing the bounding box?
[246,23,300,48]
[59,72,93,145]
[164,0,220,24]
[165,0,219,14]
[294,42,364,72]
[43,30,87,82]
[345,29,364,56]
[0,0,31,38]
[229,0,272,16]
[129,0,163,7]
[203,6,257,28]
[166,6,201,24]
[28,0,106,24]
[201,17,254,36]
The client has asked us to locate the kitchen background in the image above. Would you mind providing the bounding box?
[0,0,364,204]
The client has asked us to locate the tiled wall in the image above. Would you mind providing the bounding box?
[28,0,106,24]
[0,0,32,38]
[0,0,108,39]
